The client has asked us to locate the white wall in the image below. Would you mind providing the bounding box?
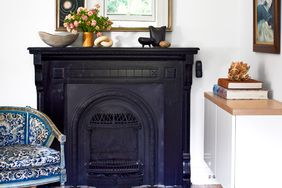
[0,1,54,107]
[3,0,270,184]
[238,0,282,102]
[171,0,241,164]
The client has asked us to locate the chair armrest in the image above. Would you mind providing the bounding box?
[44,115,66,180]
[50,120,67,184]
[51,124,66,143]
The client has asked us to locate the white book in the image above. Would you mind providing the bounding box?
[214,85,268,100]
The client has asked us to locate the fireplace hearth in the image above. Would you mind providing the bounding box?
[28,47,199,188]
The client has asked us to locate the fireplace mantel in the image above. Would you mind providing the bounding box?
[28,47,199,188]
[28,47,199,56]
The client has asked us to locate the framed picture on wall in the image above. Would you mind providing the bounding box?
[56,0,85,31]
[85,0,172,31]
[253,0,280,54]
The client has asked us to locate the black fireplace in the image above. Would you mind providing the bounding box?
[28,47,199,188]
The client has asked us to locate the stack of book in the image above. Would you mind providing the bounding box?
[213,78,268,99]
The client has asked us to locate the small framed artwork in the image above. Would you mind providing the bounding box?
[56,0,85,31]
[253,0,280,54]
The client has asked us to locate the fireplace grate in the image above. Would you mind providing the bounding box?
[88,113,141,129]
[88,160,143,174]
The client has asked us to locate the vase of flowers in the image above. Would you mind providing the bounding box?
[63,4,113,47]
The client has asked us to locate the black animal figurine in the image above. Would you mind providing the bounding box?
[138,26,167,48]
[138,37,154,48]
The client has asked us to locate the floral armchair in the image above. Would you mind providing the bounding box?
[0,106,66,187]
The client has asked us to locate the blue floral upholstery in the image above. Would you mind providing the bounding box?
[0,145,60,170]
[0,106,66,188]
[29,114,52,146]
[0,112,26,146]
[0,165,61,184]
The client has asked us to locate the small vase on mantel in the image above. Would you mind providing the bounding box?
[82,32,94,47]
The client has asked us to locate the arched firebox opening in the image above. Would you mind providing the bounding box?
[71,89,159,188]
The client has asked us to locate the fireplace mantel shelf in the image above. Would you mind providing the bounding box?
[28,47,200,54]
[28,47,199,62]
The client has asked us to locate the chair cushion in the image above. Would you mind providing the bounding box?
[0,145,60,170]
[0,164,61,183]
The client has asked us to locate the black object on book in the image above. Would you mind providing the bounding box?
[195,60,203,78]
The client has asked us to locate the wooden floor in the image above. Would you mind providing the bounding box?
[192,185,222,188]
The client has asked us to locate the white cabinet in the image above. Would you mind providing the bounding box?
[204,99,235,188]
[204,92,282,188]
[204,99,217,173]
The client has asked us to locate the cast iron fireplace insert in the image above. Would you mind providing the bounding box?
[28,47,199,188]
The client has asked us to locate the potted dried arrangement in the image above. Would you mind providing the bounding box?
[64,4,113,47]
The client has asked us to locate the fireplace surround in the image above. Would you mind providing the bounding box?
[28,47,199,188]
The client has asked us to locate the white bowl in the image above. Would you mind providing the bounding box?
[38,31,79,47]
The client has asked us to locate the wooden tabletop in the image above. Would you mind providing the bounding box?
[205,92,282,115]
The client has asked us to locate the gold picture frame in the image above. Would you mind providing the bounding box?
[56,0,172,32]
